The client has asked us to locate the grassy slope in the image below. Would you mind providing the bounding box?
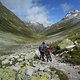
[0,2,34,39]
[27,23,45,34]
[42,18,80,42]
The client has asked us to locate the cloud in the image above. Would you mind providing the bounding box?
[61,3,71,12]
[0,0,52,27]
[26,6,51,27]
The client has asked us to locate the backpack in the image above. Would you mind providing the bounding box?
[39,44,46,52]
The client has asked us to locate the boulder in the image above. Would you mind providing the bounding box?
[26,68,34,76]
[17,58,24,62]
[2,59,9,65]
[34,49,40,58]
[10,61,13,65]
[13,55,19,59]
[58,39,75,49]
[9,65,20,71]
[39,65,49,71]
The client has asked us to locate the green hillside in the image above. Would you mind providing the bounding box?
[0,2,34,39]
[42,17,80,42]
[25,22,45,34]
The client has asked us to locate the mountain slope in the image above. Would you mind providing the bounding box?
[25,22,45,33]
[42,10,80,42]
[0,2,34,38]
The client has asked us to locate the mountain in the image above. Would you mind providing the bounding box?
[25,22,45,33]
[63,10,80,20]
[42,10,80,42]
[0,2,34,40]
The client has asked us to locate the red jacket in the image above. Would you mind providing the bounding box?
[47,45,53,52]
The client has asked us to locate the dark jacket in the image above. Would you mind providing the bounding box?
[39,44,47,52]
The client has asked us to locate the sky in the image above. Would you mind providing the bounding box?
[0,0,80,27]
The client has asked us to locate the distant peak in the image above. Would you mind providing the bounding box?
[62,10,80,20]
[65,10,80,17]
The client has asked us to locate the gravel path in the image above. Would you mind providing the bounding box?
[49,54,80,80]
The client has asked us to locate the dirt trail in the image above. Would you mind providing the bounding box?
[48,54,80,80]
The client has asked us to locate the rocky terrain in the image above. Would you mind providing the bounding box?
[0,2,80,80]
[0,41,80,80]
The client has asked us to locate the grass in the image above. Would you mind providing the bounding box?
[0,51,13,56]
[50,67,69,80]
[63,47,80,65]
[0,2,34,39]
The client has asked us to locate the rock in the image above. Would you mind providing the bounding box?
[35,49,40,57]
[9,65,20,71]
[24,75,29,80]
[20,53,26,56]
[39,65,49,71]
[58,39,74,49]
[44,68,51,72]
[51,77,60,80]
[13,55,19,59]
[11,57,15,61]
[26,68,34,76]
[66,45,75,49]
[74,41,78,45]
[25,52,34,60]
[32,61,40,67]
[10,61,13,65]
[78,71,80,74]
[2,65,5,69]
[25,61,30,65]
[17,58,24,62]
[2,59,9,65]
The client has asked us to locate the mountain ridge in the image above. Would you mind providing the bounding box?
[42,10,80,42]
[0,2,34,39]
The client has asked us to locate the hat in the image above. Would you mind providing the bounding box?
[42,42,45,44]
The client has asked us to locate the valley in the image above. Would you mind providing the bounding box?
[0,2,80,80]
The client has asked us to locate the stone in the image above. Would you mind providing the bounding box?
[44,68,51,72]
[58,39,74,49]
[78,71,80,74]
[11,58,15,61]
[20,53,26,55]
[10,61,13,65]
[34,49,40,57]
[39,65,49,71]
[66,45,75,49]
[26,68,34,76]
[9,65,20,71]
[25,53,34,60]
[24,76,29,80]
[2,59,9,65]
[51,77,60,80]
[17,58,23,62]
[13,55,19,59]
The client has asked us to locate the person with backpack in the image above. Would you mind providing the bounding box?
[39,42,47,61]
[45,44,53,62]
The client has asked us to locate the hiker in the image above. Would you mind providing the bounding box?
[45,44,53,62]
[39,42,47,61]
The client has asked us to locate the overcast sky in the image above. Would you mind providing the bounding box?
[0,0,80,27]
